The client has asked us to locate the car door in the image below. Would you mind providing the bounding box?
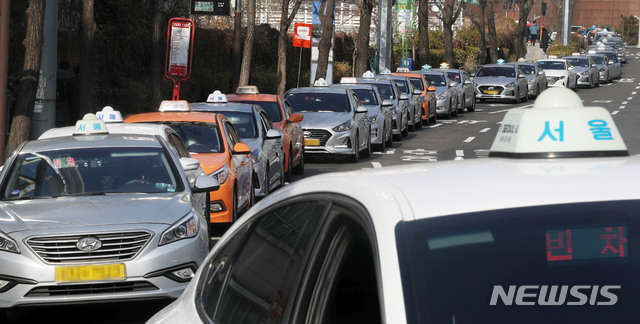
[223,120,252,208]
[259,110,282,187]
[516,66,527,97]
[283,99,303,167]
[461,71,474,105]
[349,91,369,148]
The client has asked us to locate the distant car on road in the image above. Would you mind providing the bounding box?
[562,54,600,88]
[514,61,547,98]
[537,58,579,90]
[472,62,529,104]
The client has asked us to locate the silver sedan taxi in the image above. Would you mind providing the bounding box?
[472,61,529,103]
[358,72,409,141]
[375,71,423,131]
[563,54,600,88]
[331,80,394,151]
[588,52,612,84]
[149,88,639,323]
[0,114,219,310]
[515,61,547,98]
[414,69,459,118]
[285,79,371,162]
[191,93,285,199]
[537,58,579,90]
[433,67,476,113]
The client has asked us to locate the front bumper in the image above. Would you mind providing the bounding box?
[303,128,357,155]
[369,115,384,145]
[0,224,209,308]
[577,74,591,86]
[546,76,568,87]
[475,86,518,100]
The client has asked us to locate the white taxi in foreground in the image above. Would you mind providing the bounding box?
[0,115,219,310]
[148,88,637,323]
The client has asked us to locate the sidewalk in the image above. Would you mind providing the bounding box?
[524,42,546,61]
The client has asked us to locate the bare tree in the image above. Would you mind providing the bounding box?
[239,0,257,86]
[353,0,375,77]
[417,0,430,67]
[152,0,163,109]
[314,0,335,81]
[467,0,488,64]
[548,0,579,45]
[433,0,468,66]
[277,0,304,95]
[79,0,96,116]
[5,0,45,161]
[486,0,499,62]
[514,0,534,59]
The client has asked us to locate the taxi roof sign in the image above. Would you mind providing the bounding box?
[421,64,432,71]
[206,90,228,103]
[236,86,259,95]
[396,67,410,72]
[496,59,506,64]
[362,71,375,78]
[489,88,628,159]
[73,113,109,135]
[380,68,391,75]
[313,78,329,87]
[96,106,123,123]
[340,77,358,84]
[159,100,191,112]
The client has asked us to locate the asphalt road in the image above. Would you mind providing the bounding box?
[4,47,639,324]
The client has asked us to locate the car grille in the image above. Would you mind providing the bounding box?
[478,85,504,93]
[26,232,152,264]
[547,76,563,84]
[304,129,331,146]
[24,281,158,297]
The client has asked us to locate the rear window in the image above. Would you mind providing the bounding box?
[399,201,639,323]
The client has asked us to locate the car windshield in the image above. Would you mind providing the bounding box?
[352,89,379,105]
[286,92,351,113]
[590,56,606,64]
[518,65,536,75]
[216,111,258,138]
[564,58,589,67]
[394,80,410,94]
[167,123,223,154]
[602,52,618,63]
[400,200,639,323]
[476,66,516,77]
[446,72,461,83]
[425,74,447,86]
[538,61,567,70]
[409,78,424,91]
[1,147,180,199]
[231,100,283,123]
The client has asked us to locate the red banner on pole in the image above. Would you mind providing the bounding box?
[165,18,195,100]
[293,23,312,48]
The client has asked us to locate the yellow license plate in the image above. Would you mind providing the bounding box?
[55,264,126,282]
[484,90,499,94]
[304,138,320,146]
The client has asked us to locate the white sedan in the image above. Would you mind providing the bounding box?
[148,88,637,323]
[537,58,579,90]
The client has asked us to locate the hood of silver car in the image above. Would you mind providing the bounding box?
[301,112,352,129]
[0,193,194,233]
[472,76,516,86]
[363,105,380,116]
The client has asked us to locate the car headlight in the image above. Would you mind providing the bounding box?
[599,67,606,72]
[0,231,19,254]
[437,93,447,100]
[209,165,228,184]
[579,71,588,76]
[160,213,199,246]
[369,115,379,124]
[558,75,566,79]
[472,82,478,87]
[251,150,261,164]
[333,120,353,132]
[505,82,515,87]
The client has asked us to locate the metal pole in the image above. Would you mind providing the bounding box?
[562,0,570,46]
[31,0,58,139]
[0,0,9,162]
[635,16,640,48]
[297,47,302,88]
[231,0,242,92]
[376,0,393,72]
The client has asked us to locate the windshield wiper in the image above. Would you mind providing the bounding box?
[4,195,56,201]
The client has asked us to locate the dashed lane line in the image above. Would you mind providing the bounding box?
[479,128,491,133]
[463,137,475,143]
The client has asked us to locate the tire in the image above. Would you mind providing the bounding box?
[349,134,360,162]
[429,104,437,124]
[401,114,409,137]
[512,88,521,104]
[284,149,293,182]
[415,109,423,129]
[467,94,476,112]
[361,129,372,158]
[522,88,528,102]
[408,118,415,132]
[451,99,458,117]
[384,123,393,147]
[458,96,465,113]
[293,148,305,175]
[231,187,238,222]
[278,161,286,189]
[588,78,594,89]
[262,168,270,197]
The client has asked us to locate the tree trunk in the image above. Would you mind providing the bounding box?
[79,0,96,116]
[469,0,487,64]
[417,0,430,67]
[5,0,45,161]
[353,0,374,77]
[315,0,335,82]
[276,0,303,96]
[515,0,533,59]
[239,0,256,86]
[151,0,163,110]
[486,0,498,63]
[442,0,455,66]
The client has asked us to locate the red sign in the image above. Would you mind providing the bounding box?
[546,225,628,263]
[164,18,195,100]
[293,23,312,48]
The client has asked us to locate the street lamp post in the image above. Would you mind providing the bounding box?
[635,16,640,48]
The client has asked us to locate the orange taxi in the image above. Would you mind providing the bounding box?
[124,101,254,224]
[226,86,304,181]
[392,70,437,125]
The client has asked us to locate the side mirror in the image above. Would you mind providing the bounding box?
[449,81,458,87]
[232,142,251,155]
[192,175,220,193]
[518,73,526,78]
[399,94,410,100]
[288,113,304,123]
[427,86,436,92]
[463,80,471,85]
[180,157,201,172]
[265,129,282,139]
[382,99,394,107]
[568,66,574,70]
[470,73,476,77]
[413,89,422,95]
[356,106,368,114]
[537,70,545,75]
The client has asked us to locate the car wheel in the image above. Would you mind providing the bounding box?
[401,115,409,137]
[284,149,293,182]
[263,167,270,197]
[349,134,360,162]
[385,123,393,147]
[429,103,437,124]
[278,160,286,189]
[451,99,459,117]
[361,128,372,158]
[588,78,594,89]
[232,187,239,222]
[293,148,305,175]
[522,88,528,102]
[467,95,476,112]
[415,109,423,129]
[458,96,465,113]
[513,88,521,104]
[408,117,415,132]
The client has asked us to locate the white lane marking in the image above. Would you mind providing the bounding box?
[479,128,491,133]
[622,101,628,105]
[371,162,382,168]
[386,149,396,155]
[430,123,443,128]
[463,137,475,143]
[456,150,464,157]
[592,100,613,103]
[403,149,437,155]
[627,97,633,100]
[633,91,637,95]
[490,109,511,114]
[620,106,626,109]
[612,111,619,115]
